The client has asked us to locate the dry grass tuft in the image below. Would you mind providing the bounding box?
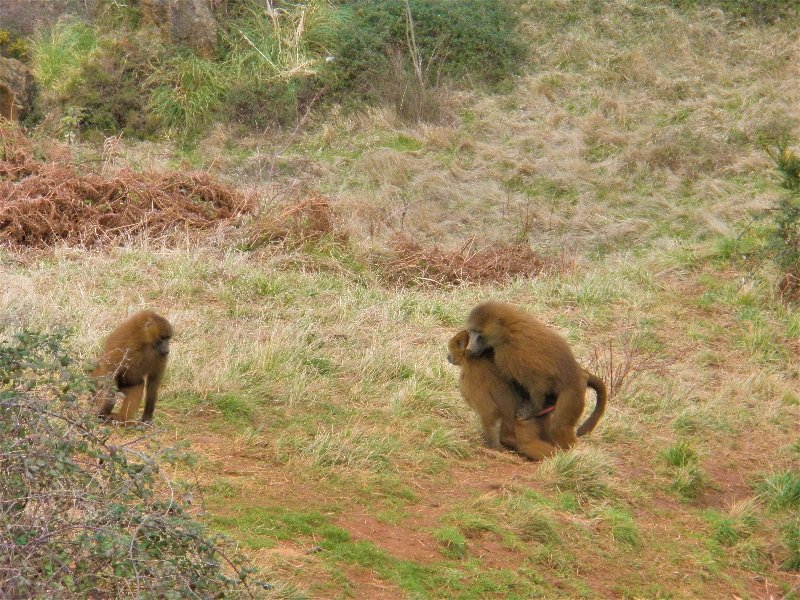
[376,235,547,287]
[245,191,348,250]
[0,124,255,249]
[587,340,677,401]
[777,267,800,304]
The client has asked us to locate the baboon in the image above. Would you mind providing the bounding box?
[514,368,607,460]
[93,310,173,424]
[448,329,565,455]
[447,329,522,449]
[465,301,607,455]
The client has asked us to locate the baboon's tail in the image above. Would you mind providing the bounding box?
[577,372,607,437]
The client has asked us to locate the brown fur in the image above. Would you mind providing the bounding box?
[465,301,607,457]
[447,330,520,449]
[93,310,173,424]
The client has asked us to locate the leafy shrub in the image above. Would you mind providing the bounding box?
[328,0,524,92]
[0,30,28,60]
[0,330,262,598]
[766,141,800,301]
[66,34,162,139]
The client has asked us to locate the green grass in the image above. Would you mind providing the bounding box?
[600,506,640,548]
[704,502,759,547]
[660,441,708,501]
[433,526,468,558]
[30,20,98,93]
[537,448,615,501]
[147,51,229,134]
[756,471,800,511]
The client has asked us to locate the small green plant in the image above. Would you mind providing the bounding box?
[433,526,468,558]
[0,330,262,597]
[661,441,707,501]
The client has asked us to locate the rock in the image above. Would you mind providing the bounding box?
[0,0,96,35]
[140,0,217,58]
[0,57,34,120]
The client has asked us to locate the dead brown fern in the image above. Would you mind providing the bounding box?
[244,192,347,250]
[377,235,547,287]
[0,124,255,249]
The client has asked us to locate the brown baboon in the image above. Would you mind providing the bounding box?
[514,369,607,460]
[447,330,522,449]
[93,310,173,424]
[448,329,562,456]
[465,301,607,455]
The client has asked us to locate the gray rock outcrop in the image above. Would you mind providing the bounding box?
[140,0,217,58]
[0,57,34,120]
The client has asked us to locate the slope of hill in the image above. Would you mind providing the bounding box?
[2,1,799,598]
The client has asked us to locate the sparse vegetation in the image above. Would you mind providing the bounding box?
[0,331,262,598]
[3,0,799,596]
[661,441,708,501]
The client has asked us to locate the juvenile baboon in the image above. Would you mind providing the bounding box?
[465,301,607,454]
[93,310,173,424]
[447,330,522,449]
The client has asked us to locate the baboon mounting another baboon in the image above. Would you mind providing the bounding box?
[462,301,607,458]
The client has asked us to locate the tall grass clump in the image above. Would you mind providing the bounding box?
[755,472,800,571]
[756,471,800,511]
[30,20,98,95]
[147,51,229,136]
[537,448,614,501]
[0,330,262,598]
[660,441,707,501]
[220,0,341,127]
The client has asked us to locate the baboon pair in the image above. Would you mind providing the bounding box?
[448,301,607,460]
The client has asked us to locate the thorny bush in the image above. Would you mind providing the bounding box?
[0,330,262,599]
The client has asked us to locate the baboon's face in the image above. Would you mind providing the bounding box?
[465,303,508,358]
[143,317,173,356]
[447,331,469,366]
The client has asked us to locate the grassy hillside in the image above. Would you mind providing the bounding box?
[2,1,799,598]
